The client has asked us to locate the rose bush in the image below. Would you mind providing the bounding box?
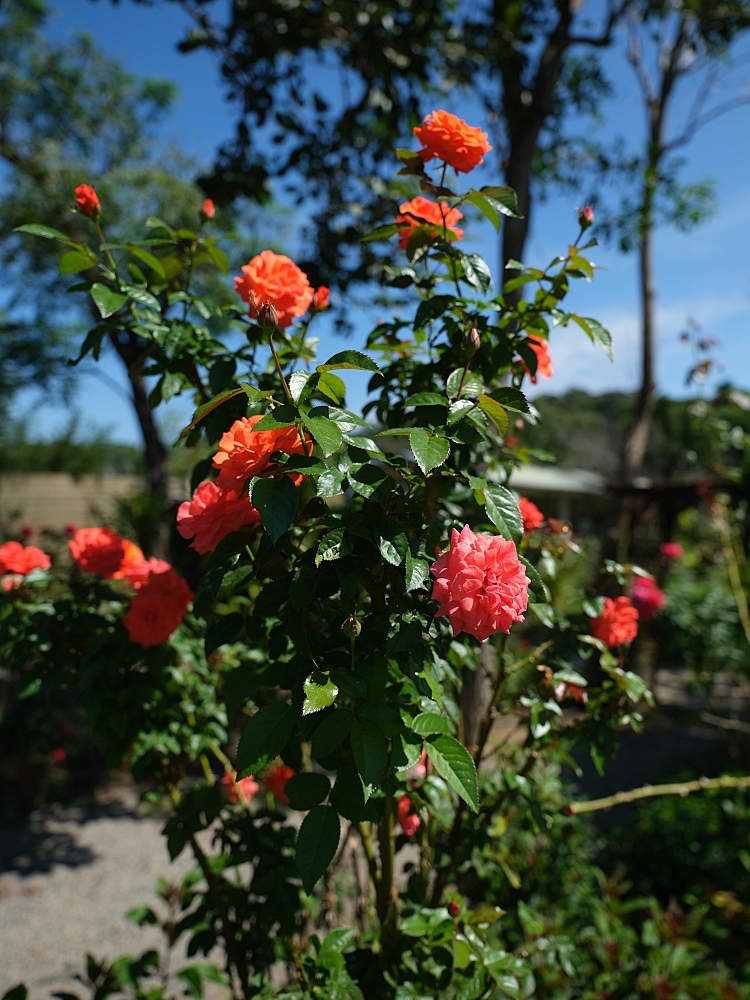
[5,112,746,1000]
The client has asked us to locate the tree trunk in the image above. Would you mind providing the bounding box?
[623,207,656,479]
[502,135,535,289]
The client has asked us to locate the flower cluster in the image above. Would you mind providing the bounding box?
[395,196,463,249]
[430,525,530,641]
[177,481,261,555]
[0,540,51,576]
[234,249,328,328]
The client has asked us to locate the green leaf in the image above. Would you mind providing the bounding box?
[316,528,348,566]
[15,223,77,243]
[392,732,423,771]
[412,712,452,736]
[405,392,446,407]
[205,612,244,655]
[311,709,354,760]
[582,596,606,618]
[288,370,312,403]
[206,243,230,275]
[2,987,28,1000]
[489,387,530,413]
[317,467,345,497]
[129,245,166,279]
[426,735,478,812]
[237,703,294,777]
[59,250,96,274]
[405,550,430,592]
[285,772,331,811]
[303,672,339,715]
[90,283,127,318]
[378,533,408,567]
[330,756,377,821]
[360,222,400,243]
[179,388,245,439]
[409,428,450,475]
[302,413,343,458]
[478,394,509,436]
[251,476,299,542]
[446,367,482,399]
[414,295,454,330]
[317,350,380,374]
[530,603,555,628]
[350,719,387,801]
[296,805,340,893]
[572,315,613,360]
[462,253,492,291]
[483,484,523,542]
[479,186,523,218]
[467,191,500,230]
[317,371,346,404]
[124,285,161,311]
[519,556,550,603]
[241,381,276,402]
[252,405,297,431]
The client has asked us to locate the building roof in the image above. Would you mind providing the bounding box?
[505,465,607,496]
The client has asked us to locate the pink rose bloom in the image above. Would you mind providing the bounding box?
[660,542,683,560]
[397,794,421,837]
[518,496,544,533]
[429,525,529,641]
[631,575,666,621]
[119,557,172,590]
[176,481,261,554]
[221,771,259,804]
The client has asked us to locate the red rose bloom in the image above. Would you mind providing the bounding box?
[397,794,421,837]
[262,763,295,802]
[660,542,683,560]
[234,250,313,328]
[414,110,492,173]
[117,554,172,590]
[0,541,51,575]
[395,196,464,249]
[123,566,193,648]
[591,596,639,648]
[201,198,215,219]
[69,527,124,577]
[74,184,101,216]
[523,337,553,384]
[221,771,258,804]
[312,286,330,311]
[176,481,261,555]
[430,525,529,641]
[631,576,666,621]
[518,497,544,533]
[212,414,309,493]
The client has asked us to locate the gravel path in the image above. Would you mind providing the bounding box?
[0,785,226,1000]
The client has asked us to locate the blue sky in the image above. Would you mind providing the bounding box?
[26,0,750,445]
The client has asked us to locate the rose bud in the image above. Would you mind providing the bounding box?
[464,327,480,353]
[74,184,101,217]
[578,205,594,230]
[201,198,215,219]
[342,615,361,639]
[257,302,279,328]
[448,901,461,917]
[312,286,330,311]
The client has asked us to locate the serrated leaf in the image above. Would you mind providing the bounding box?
[378,533,408,567]
[302,413,343,458]
[206,243,230,275]
[350,719,386,801]
[285,772,331,810]
[296,805,340,892]
[251,476,298,543]
[179,388,245,439]
[130,245,166,279]
[414,294,454,330]
[479,186,523,218]
[489,387,530,413]
[409,428,450,475]
[360,223,400,243]
[317,371,346,403]
[462,253,492,291]
[316,528,349,566]
[311,709,353,759]
[237,703,294,777]
[478,394,509,435]
[405,392,446,407]
[412,712,452,735]
[426,735,478,812]
[519,556,550,603]
[15,223,77,243]
[317,467,345,497]
[90,283,127,318]
[303,673,339,715]
[467,191,500,230]
[288,370,312,403]
[252,405,297,430]
[317,350,380,374]
[241,381,276,402]
[405,550,430,592]
[530,603,555,628]
[483,484,523,542]
[573,315,613,360]
[59,250,96,274]
[446,367,483,399]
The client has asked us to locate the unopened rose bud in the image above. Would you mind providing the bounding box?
[578,205,594,231]
[257,302,279,327]
[448,901,461,918]
[201,198,215,219]
[464,327,480,353]
[74,183,101,217]
[342,615,361,639]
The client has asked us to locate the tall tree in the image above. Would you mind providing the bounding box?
[170,0,624,290]
[595,0,750,481]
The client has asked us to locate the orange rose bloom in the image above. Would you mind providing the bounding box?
[234,250,313,328]
[518,497,544,533]
[69,527,124,577]
[395,196,464,249]
[591,596,639,648]
[213,414,309,493]
[74,184,101,216]
[123,567,193,648]
[414,111,492,174]
[176,480,262,554]
[523,337,553,384]
[201,198,215,219]
[262,763,295,802]
[0,541,51,575]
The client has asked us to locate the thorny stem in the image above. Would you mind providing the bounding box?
[568,774,750,814]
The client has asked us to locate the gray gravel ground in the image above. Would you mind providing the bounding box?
[0,783,227,1000]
